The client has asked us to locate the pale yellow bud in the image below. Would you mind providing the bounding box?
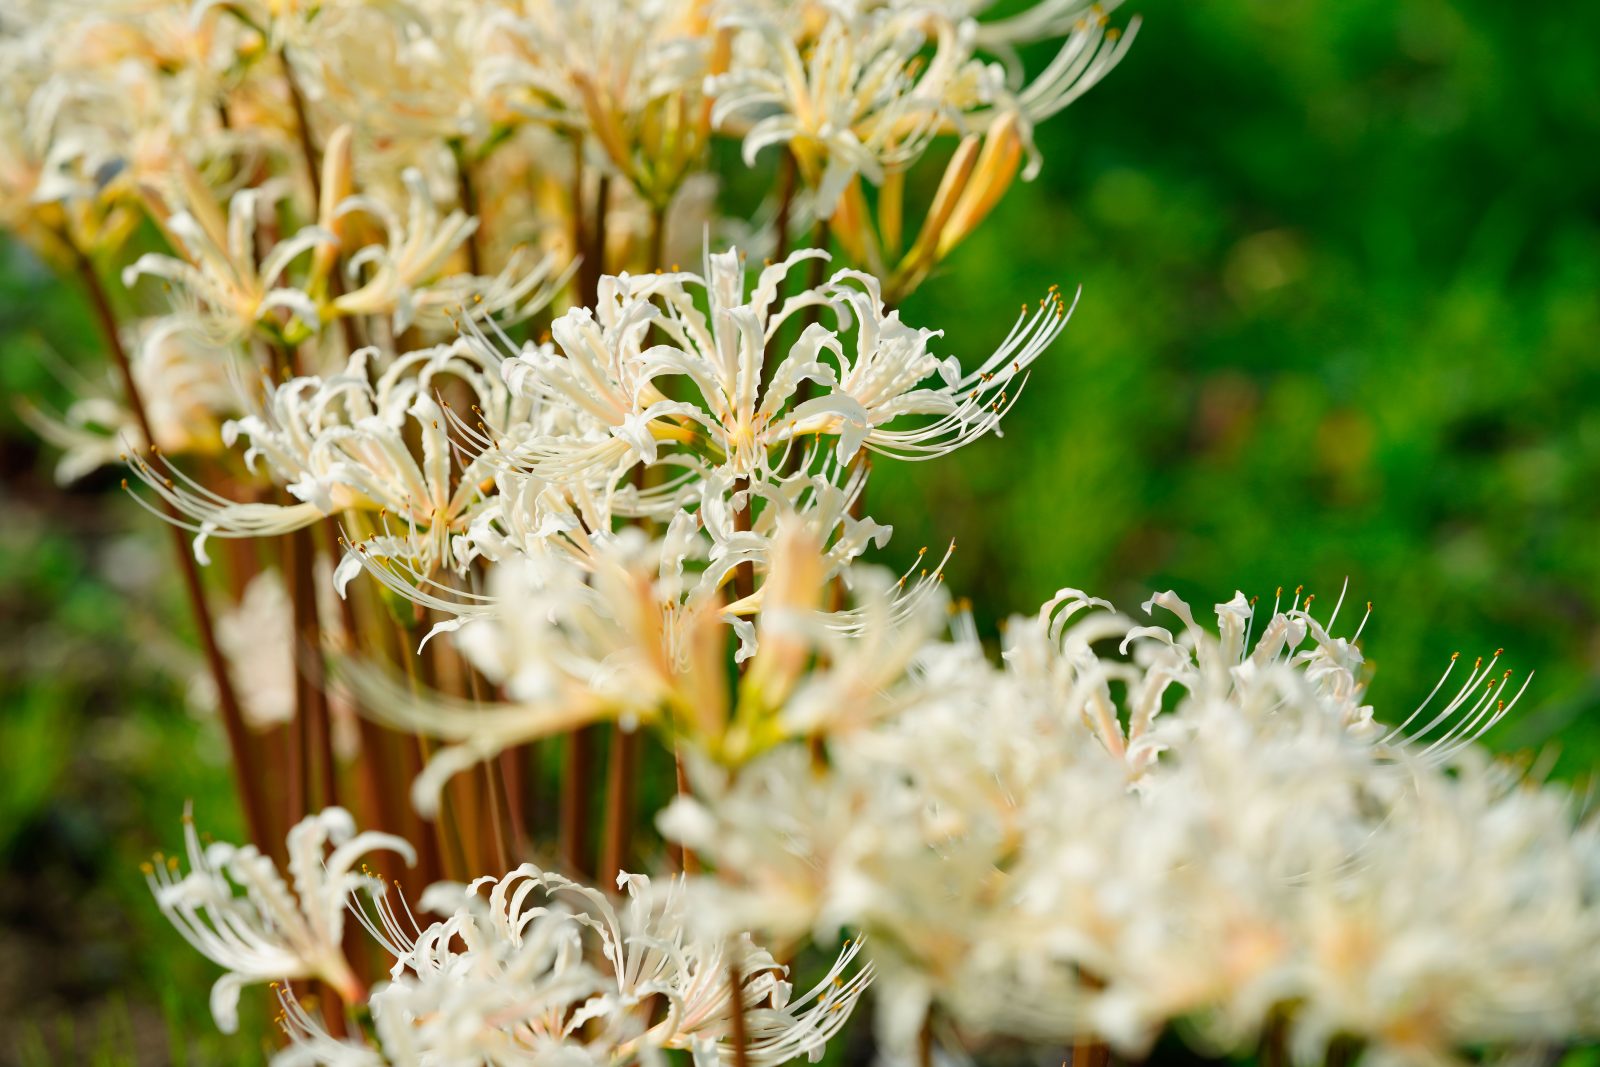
[935,112,1024,262]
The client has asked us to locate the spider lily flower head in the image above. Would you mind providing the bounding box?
[348,442,899,658]
[711,5,998,216]
[1283,753,1600,1065]
[662,641,1106,1054]
[283,0,511,155]
[280,863,871,1066]
[327,164,568,333]
[20,315,239,484]
[722,526,955,762]
[709,2,1135,216]
[342,515,948,814]
[146,805,415,1034]
[478,247,1070,492]
[1134,583,1531,762]
[0,20,155,259]
[127,340,527,570]
[996,582,1529,773]
[124,167,334,344]
[24,2,242,210]
[667,580,1560,1062]
[341,517,735,815]
[476,0,717,205]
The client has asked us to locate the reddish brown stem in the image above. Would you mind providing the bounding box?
[599,726,639,886]
[670,746,700,874]
[280,51,322,203]
[319,984,348,1040]
[391,612,458,884]
[580,172,612,305]
[499,748,528,856]
[727,960,750,1067]
[559,726,598,878]
[570,137,586,303]
[76,242,271,854]
[482,759,512,874]
[772,151,796,266]
[278,49,364,357]
[793,218,830,409]
[453,142,485,277]
[283,521,335,816]
[1073,1038,1109,1067]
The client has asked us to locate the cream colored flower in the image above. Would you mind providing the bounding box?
[130,341,525,573]
[271,861,869,1066]
[147,805,414,1033]
[484,248,1070,486]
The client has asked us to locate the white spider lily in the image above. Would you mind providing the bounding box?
[1137,583,1530,760]
[344,518,742,815]
[146,806,414,1033]
[124,174,333,343]
[474,0,713,200]
[330,167,479,331]
[483,248,1070,485]
[341,518,949,813]
[19,316,238,483]
[329,167,567,332]
[712,7,995,214]
[286,0,504,152]
[321,863,871,1067]
[128,341,525,571]
[711,2,1137,211]
[996,582,1529,772]
[668,579,1564,1062]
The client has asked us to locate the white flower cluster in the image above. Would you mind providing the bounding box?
[152,809,870,1067]
[146,805,415,1034]
[10,3,1600,1067]
[663,586,1590,1066]
[127,248,1064,676]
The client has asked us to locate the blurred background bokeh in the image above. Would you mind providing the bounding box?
[3,0,1598,1061]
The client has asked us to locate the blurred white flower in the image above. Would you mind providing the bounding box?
[666,582,1571,1063]
[346,515,947,814]
[710,1,1138,212]
[124,174,332,343]
[19,317,239,483]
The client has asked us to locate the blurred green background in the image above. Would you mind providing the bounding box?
[3,0,1598,1061]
